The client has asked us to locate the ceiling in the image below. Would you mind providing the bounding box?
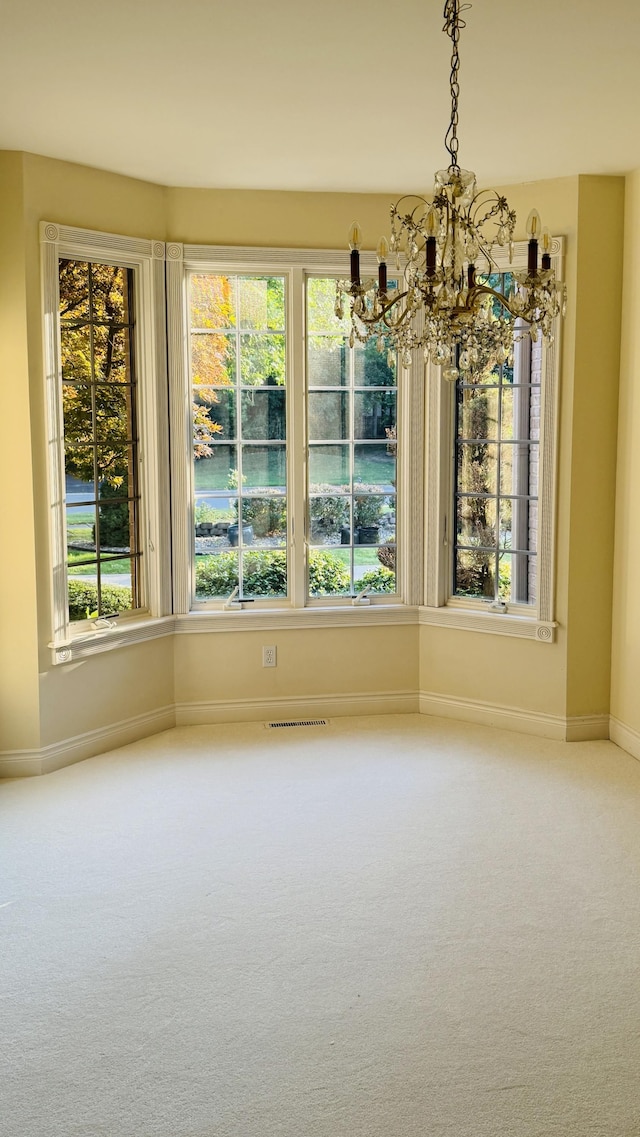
[1,0,639,193]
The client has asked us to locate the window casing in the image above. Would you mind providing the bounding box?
[424,238,563,641]
[42,224,170,659]
[167,244,425,617]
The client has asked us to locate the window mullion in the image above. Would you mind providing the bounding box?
[289,267,306,608]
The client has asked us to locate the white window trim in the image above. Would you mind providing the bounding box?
[421,236,564,643]
[41,222,172,664]
[166,243,425,621]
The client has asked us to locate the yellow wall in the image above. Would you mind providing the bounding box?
[611,169,640,740]
[166,187,393,249]
[0,152,632,762]
[566,177,624,717]
[174,626,418,716]
[0,153,40,750]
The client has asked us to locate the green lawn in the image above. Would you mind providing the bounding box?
[194,449,395,491]
[68,550,131,576]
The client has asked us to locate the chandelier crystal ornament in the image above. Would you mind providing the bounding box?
[336,0,567,378]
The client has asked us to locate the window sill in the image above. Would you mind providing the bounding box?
[174,604,418,634]
[418,604,556,642]
[49,602,556,663]
[50,615,175,664]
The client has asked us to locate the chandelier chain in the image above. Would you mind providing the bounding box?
[443,0,469,172]
[338,0,566,377]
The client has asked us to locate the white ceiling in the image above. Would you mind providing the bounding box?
[1,0,639,193]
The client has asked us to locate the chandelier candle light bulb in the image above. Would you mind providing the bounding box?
[337,0,566,377]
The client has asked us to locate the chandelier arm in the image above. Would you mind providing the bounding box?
[350,290,413,328]
[466,284,517,315]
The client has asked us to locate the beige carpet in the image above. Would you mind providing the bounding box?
[2,714,640,1136]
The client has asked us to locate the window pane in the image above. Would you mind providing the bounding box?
[354,443,395,491]
[92,326,132,383]
[456,443,498,495]
[308,392,349,440]
[242,445,286,489]
[242,550,287,599]
[194,445,237,491]
[94,385,134,445]
[240,390,286,440]
[97,495,134,548]
[307,278,350,334]
[195,495,236,550]
[191,333,236,386]
[455,549,496,598]
[195,550,239,599]
[194,388,236,443]
[309,445,350,490]
[63,383,93,445]
[309,494,350,545]
[457,496,498,548]
[239,277,285,331]
[190,275,236,329]
[61,326,91,381]
[499,442,539,497]
[240,333,285,386]
[97,444,134,488]
[308,335,348,387]
[353,391,396,440]
[241,495,287,544]
[59,260,90,322]
[308,549,351,597]
[66,504,95,552]
[457,387,499,440]
[90,264,129,323]
[354,340,397,387]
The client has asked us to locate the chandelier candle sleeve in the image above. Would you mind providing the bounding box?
[527,210,541,276]
[541,228,552,272]
[336,0,566,377]
[377,237,388,293]
[349,222,361,286]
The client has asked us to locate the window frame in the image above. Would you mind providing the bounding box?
[41,223,171,663]
[422,236,563,642]
[166,243,425,621]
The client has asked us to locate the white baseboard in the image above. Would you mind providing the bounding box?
[0,705,176,779]
[1,693,621,779]
[419,691,611,741]
[610,715,640,761]
[175,690,419,726]
[565,714,611,742]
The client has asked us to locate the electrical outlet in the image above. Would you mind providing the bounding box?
[262,645,277,668]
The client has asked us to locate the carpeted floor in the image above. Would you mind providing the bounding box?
[2,713,640,1137]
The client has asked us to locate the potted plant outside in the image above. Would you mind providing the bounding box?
[353,495,384,545]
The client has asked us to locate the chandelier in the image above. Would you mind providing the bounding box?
[336,0,566,378]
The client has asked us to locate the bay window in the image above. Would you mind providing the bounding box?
[43,227,561,659]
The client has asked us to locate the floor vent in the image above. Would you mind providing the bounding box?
[266,719,328,729]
